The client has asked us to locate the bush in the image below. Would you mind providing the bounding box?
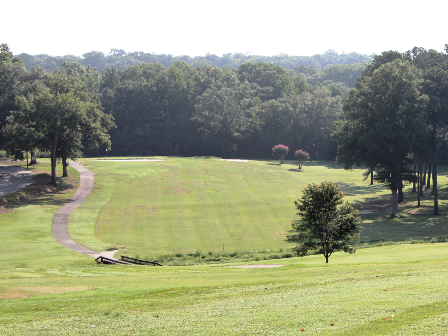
[272,144,289,164]
[294,149,310,169]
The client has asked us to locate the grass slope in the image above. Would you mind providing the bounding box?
[2,158,448,334]
[0,160,92,270]
[1,244,448,334]
[70,157,448,257]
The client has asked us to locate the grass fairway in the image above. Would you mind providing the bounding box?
[2,157,448,334]
[69,157,448,257]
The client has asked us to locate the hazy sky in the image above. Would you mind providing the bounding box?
[3,0,447,57]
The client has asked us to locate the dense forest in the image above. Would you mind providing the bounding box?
[1,44,370,161]
[17,49,374,72]
[3,42,448,195]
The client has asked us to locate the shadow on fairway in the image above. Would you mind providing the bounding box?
[337,182,386,196]
[0,172,75,210]
[288,168,304,172]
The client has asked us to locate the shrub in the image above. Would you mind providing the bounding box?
[272,144,289,164]
[294,149,310,169]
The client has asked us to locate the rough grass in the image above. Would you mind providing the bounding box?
[2,244,448,334]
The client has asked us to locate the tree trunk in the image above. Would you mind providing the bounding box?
[30,151,37,165]
[398,187,404,203]
[417,162,421,207]
[50,152,57,185]
[26,151,29,168]
[50,132,58,185]
[423,161,427,189]
[433,152,438,215]
[426,161,431,189]
[419,161,424,197]
[412,163,416,193]
[391,189,400,216]
[370,169,374,185]
[62,156,68,177]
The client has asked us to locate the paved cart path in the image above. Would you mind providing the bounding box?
[0,165,33,196]
[52,162,115,259]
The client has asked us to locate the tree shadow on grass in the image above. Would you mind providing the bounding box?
[288,168,304,172]
[0,173,76,211]
[337,182,387,196]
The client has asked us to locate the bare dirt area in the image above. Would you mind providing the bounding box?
[229,265,285,268]
[90,159,165,161]
[355,200,391,214]
[0,286,92,300]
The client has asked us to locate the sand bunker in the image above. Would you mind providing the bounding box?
[221,159,249,162]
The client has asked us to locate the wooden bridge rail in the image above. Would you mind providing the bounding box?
[120,255,163,266]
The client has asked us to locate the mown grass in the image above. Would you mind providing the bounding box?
[2,157,448,334]
[67,157,448,258]
[0,160,91,270]
[2,243,448,334]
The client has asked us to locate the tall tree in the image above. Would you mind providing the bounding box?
[333,59,428,216]
[4,71,114,184]
[411,48,448,215]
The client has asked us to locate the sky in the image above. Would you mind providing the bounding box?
[3,0,447,58]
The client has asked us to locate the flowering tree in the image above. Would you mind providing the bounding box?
[294,149,310,169]
[272,144,289,163]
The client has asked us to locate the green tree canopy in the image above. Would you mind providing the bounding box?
[332,59,429,216]
[287,182,362,263]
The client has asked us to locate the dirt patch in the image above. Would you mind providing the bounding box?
[355,202,391,214]
[91,159,165,162]
[229,264,285,268]
[30,169,48,175]
[0,286,91,300]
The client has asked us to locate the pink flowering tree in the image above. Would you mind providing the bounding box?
[294,149,310,169]
[272,144,289,164]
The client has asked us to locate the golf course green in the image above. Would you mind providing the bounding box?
[1,157,448,335]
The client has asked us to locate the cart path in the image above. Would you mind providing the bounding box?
[52,161,114,259]
[0,165,34,196]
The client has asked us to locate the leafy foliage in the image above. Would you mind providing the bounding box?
[287,182,362,263]
[294,149,310,169]
[17,49,374,72]
[333,58,429,216]
[272,144,289,163]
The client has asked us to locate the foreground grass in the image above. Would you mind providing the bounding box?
[0,160,91,270]
[1,244,448,334]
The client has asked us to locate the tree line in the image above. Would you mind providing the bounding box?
[3,41,448,210]
[333,46,448,216]
[17,49,373,72]
[2,43,359,165]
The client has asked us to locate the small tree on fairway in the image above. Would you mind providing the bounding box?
[272,144,289,164]
[294,149,310,169]
[287,182,362,263]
